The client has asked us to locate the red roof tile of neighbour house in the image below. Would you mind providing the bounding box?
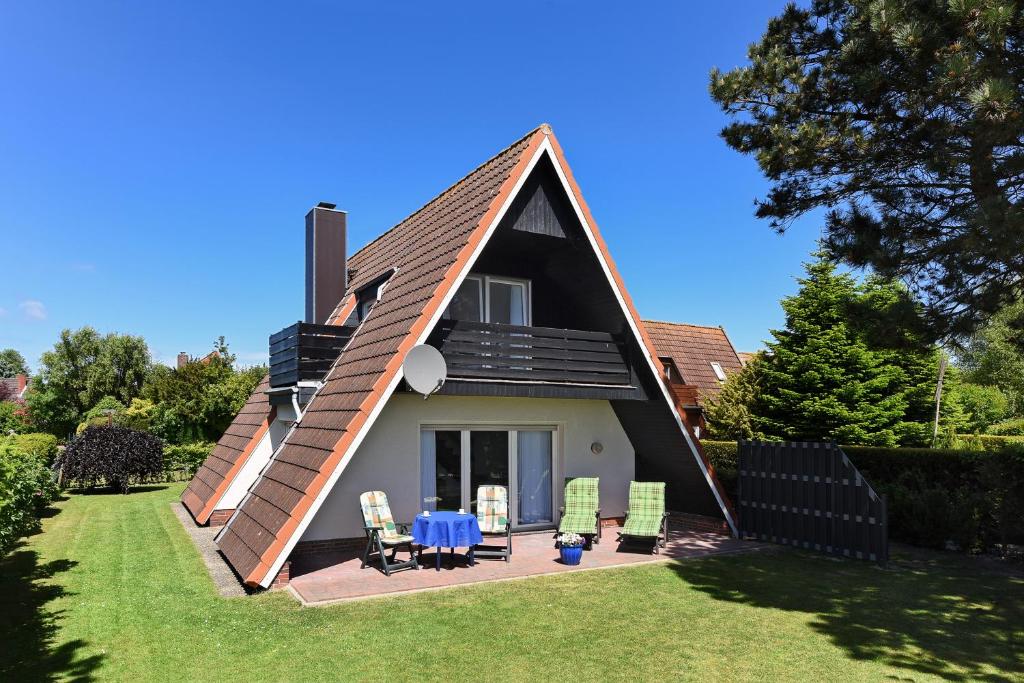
[181,375,275,524]
[643,320,743,399]
[737,351,757,367]
[215,125,737,587]
[0,375,29,400]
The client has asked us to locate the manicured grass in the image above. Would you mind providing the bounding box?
[1,484,1022,682]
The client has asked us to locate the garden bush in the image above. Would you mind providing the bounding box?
[2,433,61,466]
[949,433,1024,451]
[59,426,163,493]
[0,442,59,556]
[163,441,214,481]
[700,440,739,494]
[700,439,1024,553]
[0,399,31,434]
[987,417,1024,436]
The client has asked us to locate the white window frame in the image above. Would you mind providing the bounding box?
[419,423,559,530]
[710,361,727,382]
[444,274,532,325]
[483,276,532,326]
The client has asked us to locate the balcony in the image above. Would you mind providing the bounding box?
[269,322,355,389]
[431,321,644,400]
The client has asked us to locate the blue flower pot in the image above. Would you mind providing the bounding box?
[560,545,584,565]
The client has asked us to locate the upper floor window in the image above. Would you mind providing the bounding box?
[445,274,531,325]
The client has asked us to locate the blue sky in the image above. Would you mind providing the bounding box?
[0,1,821,370]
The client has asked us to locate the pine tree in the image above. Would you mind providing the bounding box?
[710,0,1024,342]
[754,254,939,446]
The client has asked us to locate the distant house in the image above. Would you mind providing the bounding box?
[644,321,743,438]
[737,351,757,367]
[0,374,29,401]
[182,125,736,589]
[176,350,220,369]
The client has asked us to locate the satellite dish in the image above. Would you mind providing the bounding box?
[403,344,447,398]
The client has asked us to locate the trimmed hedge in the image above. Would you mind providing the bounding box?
[2,433,61,466]
[163,442,214,481]
[0,442,59,556]
[987,418,1024,436]
[700,439,1024,552]
[948,433,1024,451]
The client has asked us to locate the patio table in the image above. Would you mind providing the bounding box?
[412,511,483,571]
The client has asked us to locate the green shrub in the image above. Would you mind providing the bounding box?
[163,442,214,481]
[115,398,156,433]
[952,383,1009,434]
[700,440,739,494]
[75,396,126,435]
[0,443,59,556]
[949,433,1024,451]
[987,417,1024,436]
[4,433,61,466]
[704,440,1024,552]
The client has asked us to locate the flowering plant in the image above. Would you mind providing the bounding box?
[557,532,585,548]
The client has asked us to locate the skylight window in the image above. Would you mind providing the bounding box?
[710,362,727,382]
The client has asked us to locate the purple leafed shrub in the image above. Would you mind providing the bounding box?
[60,426,164,493]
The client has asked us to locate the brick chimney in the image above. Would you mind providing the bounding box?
[177,352,189,369]
[15,374,26,396]
[305,202,347,325]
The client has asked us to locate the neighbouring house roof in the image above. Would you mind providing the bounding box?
[737,351,757,367]
[643,320,743,399]
[0,375,28,400]
[213,125,736,587]
[181,375,275,524]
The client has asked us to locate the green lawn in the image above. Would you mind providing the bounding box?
[1,484,1022,682]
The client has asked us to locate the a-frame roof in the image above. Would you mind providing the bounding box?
[181,375,274,524]
[216,125,736,587]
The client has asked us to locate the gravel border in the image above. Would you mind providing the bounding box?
[170,501,251,597]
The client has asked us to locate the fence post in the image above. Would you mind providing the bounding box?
[880,493,889,567]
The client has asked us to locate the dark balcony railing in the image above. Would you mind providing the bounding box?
[269,322,354,388]
[434,320,632,386]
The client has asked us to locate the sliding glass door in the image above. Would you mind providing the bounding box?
[515,431,553,525]
[420,427,556,528]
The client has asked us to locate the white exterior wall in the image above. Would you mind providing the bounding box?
[300,393,635,541]
[216,417,291,511]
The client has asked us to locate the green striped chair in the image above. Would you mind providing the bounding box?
[359,490,419,575]
[558,477,601,546]
[618,481,668,553]
[473,485,512,561]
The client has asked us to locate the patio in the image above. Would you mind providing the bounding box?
[287,526,758,605]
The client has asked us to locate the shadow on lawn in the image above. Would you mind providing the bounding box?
[670,547,1024,682]
[0,521,104,681]
[73,483,170,496]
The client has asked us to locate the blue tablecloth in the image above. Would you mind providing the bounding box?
[412,511,483,548]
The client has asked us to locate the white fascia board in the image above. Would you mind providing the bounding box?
[255,143,550,587]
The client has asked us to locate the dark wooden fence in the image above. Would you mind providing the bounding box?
[434,320,632,386]
[737,441,888,565]
[269,322,354,388]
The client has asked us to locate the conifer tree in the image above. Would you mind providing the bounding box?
[753,254,941,445]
